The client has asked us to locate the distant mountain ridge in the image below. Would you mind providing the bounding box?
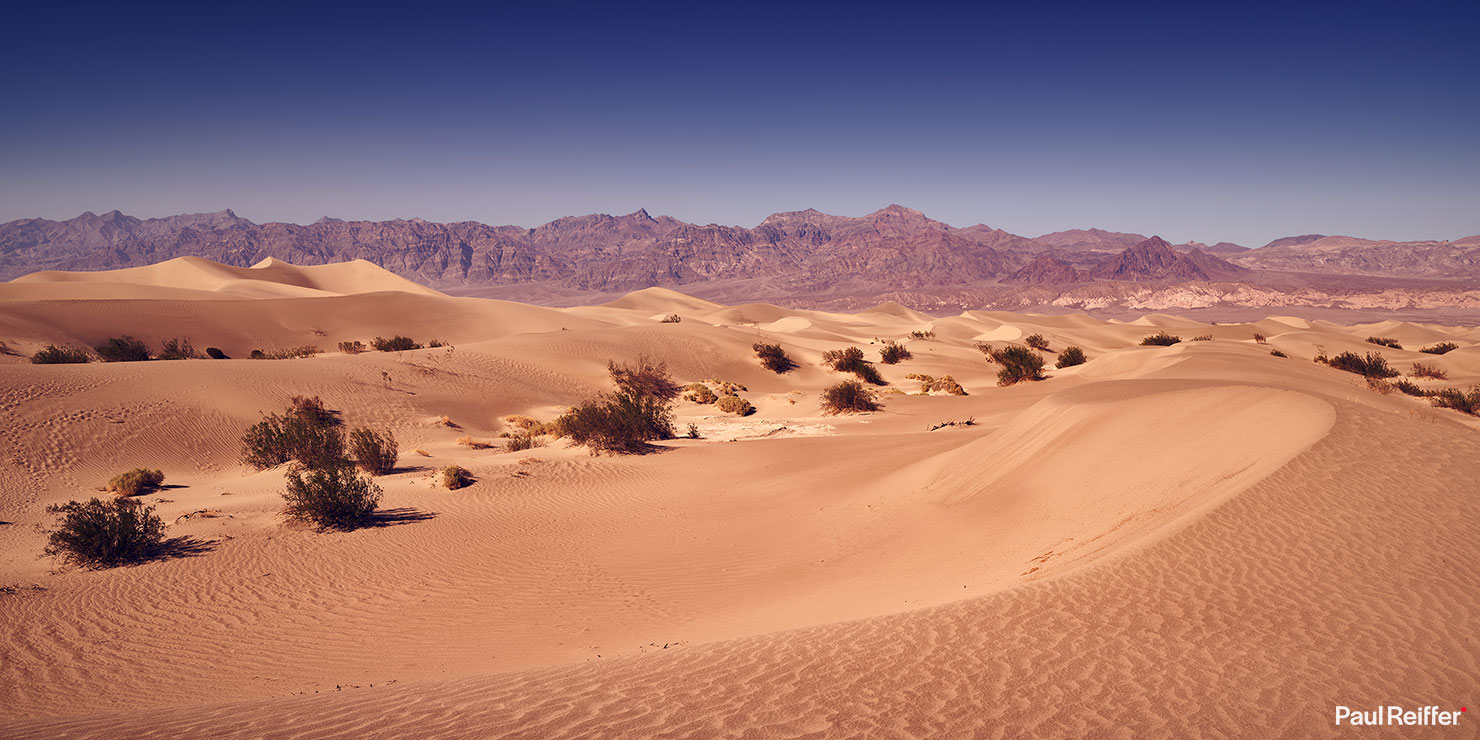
[2,206,1477,311]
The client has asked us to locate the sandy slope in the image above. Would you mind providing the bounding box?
[0,259,1477,738]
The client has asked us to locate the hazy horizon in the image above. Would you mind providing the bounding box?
[2,1,1476,247]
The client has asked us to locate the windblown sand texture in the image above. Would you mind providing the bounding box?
[1,259,1477,738]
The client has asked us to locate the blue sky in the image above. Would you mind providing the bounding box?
[1,1,1476,246]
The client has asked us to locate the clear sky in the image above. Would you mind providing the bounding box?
[2,0,1476,247]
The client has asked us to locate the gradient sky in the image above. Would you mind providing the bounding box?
[2,0,1476,247]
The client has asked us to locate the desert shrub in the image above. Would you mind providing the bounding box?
[1056,346,1087,368]
[821,379,880,414]
[660,314,682,323]
[282,461,382,529]
[715,395,756,416]
[106,468,165,497]
[158,337,202,360]
[555,358,678,454]
[909,329,935,340]
[348,427,398,475]
[1190,334,1212,342]
[878,341,912,364]
[1420,342,1459,355]
[427,339,447,348]
[709,379,747,396]
[928,418,976,430]
[989,345,1046,386]
[262,345,321,359]
[1391,378,1426,396]
[1252,333,1266,344]
[339,340,367,354]
[973,341,994,359]
[250,349,266,359]
[31,345,91,364]
[1140,332,1182,347]
[1366,377,1393,394]
[685,423,701,439]
[95,335,150,362]
[241,397,346,469]
[1410,362,1447,379]
[205,347,228,359]
[1313,345,1330,364]
[440,465,474,489]
[44,497,166,567]
[1327,351,1398,379]
[822,347,885,385]
[683,382,718,404]
[1366,336,1402,350]
[457,435,495,449]
[506,433,543,452]
[1429,387,1480,415]
[371,335,422,352]
[1270,349,1288,358]
[1024,334,1050,351]
[905,373,966,395]
[753,343,796,373]
[503,414,540,430]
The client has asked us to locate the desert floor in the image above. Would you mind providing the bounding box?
[1,258,1477,739]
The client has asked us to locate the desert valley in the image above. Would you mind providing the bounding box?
[0,255,1477,738]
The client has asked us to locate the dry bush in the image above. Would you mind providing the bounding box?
[1366,336,1403,350]
[438,415,458,428]
[413,448,431,457]
[45,497,165,567]
[241,397,346,470]
[989,345,1046,386]
[506,433,543,452]
[339,340,367,354]
[1391,378,1426,396]
[158,337,202,360]
[1410,362,1447,379]
[821,379,881,414]
[1420,342,1459,355]
[95,335,150,362]
[427,339,447,348]
[348,428,398,475]
[753,343,796,373]
[973,341,994,359]
[822,347,885,385]
[1270,349,1288,358]
[1024,334,1050,351]
[715,395,756,416]
[879,341,912,364]
[441,465,474,489]
[1328,351,1398,379]
[609,358,681,402]
[555,358,678,454]
[253,345,321,360]
[1055,346,1087,368]
[107,468,165,497]
[502,414,541,430]
[371,335,422,352]
[282,461,382,529]
[909,329,935,340]
[928,418,976,431]
[1366,377,1394,394]
[1252,333,1266,344]
[456,435,495,450]
[31,345,91,364]
[1140,332,1182,347]
[906,373,966,395]
[660,314,682,323]
[1429,387,1480,416]
[683,383,718,404]
[1191,334,1213,341]
[685,423,701,439]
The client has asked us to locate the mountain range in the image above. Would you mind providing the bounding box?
[3,205,1478,316]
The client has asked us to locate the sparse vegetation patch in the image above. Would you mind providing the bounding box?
[1024,334,1050,351]
[1410,362,1447,379]
[878,341,912,364]
[1419,342,1459,355]
[31,345,91,364]
[989,345,1046,386]
[1140,332,1182,347]
[1327,351,1399,379]
[95,335,150,362]
[821,379,881,414]
[372,335,422,352]
[753,343,796,373]
[339,340,367,354]
[1366,336,1403,350]
[906,373,967,395]
[822,347,885,385]
[45,497,166,567]
[107,468,165,497]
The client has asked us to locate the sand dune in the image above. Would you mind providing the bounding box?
[1,258,1477,738]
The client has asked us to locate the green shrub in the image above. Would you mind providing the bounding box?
[1055,346,1087,368]
[1140,332,1182,347]
[1429,387,1480,416]
[158,337,202,360]
[339,340,367,354]
[440,465,474,490]
[878,341,912,364]
[753,343,796,373]
[822,347,885,385]
[95,335,150,362]
[715,395,756,416]
[1410,362,1447,379]
[821,379,881,414]
[348,427,398,475]
[107,468,165,497]
[1327,351,1398,379]
[371,335,422,352]
[1024,334,1050,351]
[242,396,346,469]
[32,345,91,364]
[1366,336,1402,350]
[555,358,678,454]
[205,347,228,359]
[44,497,165,567]
[683,382,718,404]
[282,462,382,529]
[989,345,1046,386]
[1420,342,1459,355]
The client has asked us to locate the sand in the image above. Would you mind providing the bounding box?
[1,258,1477,738]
